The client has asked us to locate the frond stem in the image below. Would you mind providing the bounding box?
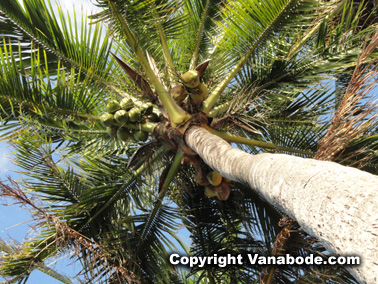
[287,1,344,58]
[36,263,73,284]
[0,94,99,120]
[153,10,176,86]
[141,150,183,240]
[123,121,157,133]
[189,0,211,70]
[202,51,252,113]
[209,73,289,117]
[158,150,183,199]
[205,126,314,156]
[202,0,294,113]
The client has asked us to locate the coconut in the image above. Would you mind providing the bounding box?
[182,70,200,88]
[114,109,129,124]
[198,83,209,99]
[107,125,118,137]
[128,108,141,122]
[133,130,148,142]
[216,182,231,201]
[120,97,134,110]
[117,127,131,141]
[189,83,208,103]
[170,85,187,102]
[101,113,114,127]
[204,186,217,198]
[207,171,223,186]
[106,100,121,113]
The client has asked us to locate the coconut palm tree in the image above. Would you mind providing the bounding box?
[0,0,378,283]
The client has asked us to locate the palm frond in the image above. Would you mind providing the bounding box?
[0,41,111,141]
[0,0,114,79]
[202,0,338,112]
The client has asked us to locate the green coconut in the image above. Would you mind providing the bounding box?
[207,171,223,186]
[117,127,131,141]
[189,83,208,103]
[106,100,121,113]
[170,85,187,102]
[128,108,141,122]
[182,70,200,88]
[114,109,129,124]
[198,83,209,99]
[107,125,118,137]
[101,113,114,127]
[120,97,134,110]
[133,130,148,142]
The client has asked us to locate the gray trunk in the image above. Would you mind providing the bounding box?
[185,126,378,284]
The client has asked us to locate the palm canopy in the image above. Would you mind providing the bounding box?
[0,0,377,283]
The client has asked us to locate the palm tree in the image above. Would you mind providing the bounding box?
[0,0,377,283]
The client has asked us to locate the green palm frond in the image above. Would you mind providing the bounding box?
[0,41,109,139]
[206,0,377,117]
[6,132,183,282]
[12,130,168,216]
[0,238,73,284]
[73,204,183,283]
[93,0,185,58]
[202,0,339,112]
[211,36,371,120]
[213,86,335,156]
[176,173,273,282]
[0,0,114,78]
[182,0,223,70]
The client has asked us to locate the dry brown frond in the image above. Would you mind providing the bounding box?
[259,216,296,284]
[0,178,141,284]
[315,29,378,166]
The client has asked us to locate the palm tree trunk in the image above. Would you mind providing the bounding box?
[185,126,378,284]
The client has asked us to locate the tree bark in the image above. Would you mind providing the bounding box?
[185,126,378,284]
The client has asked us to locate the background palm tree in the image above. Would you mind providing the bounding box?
[0,0,377,283]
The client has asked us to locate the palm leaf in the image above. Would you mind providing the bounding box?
[0,0,114,79]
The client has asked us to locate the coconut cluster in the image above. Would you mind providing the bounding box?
[101,98,160,142]
[170,70,209,111]
[203,171,232,201]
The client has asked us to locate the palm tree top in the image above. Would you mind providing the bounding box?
[0,0,377,282]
